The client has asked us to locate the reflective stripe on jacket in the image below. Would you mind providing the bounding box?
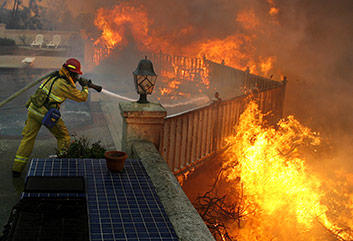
[29,75,88,115]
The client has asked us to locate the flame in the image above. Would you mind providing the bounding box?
[267,0,280,16]
[160,87,171,96]
[154,59,209,99]
[222,101,353,240]
[260,56,276,76]
[197,35,258,72]
[269,7,279,16]
[236,10,259,30]
[93,3,150,64]
[91,2,283,99]
[93,2,213,99]
[92,2,278,75]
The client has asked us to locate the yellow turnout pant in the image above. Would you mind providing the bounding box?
[12,110,70,173]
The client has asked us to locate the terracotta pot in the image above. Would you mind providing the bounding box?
[104,151,128,172]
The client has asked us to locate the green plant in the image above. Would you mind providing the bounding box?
[0,37,16,46]
[57,135,106,158]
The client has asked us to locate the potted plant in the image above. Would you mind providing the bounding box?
[104,151,128,172]
[57,135,128,172]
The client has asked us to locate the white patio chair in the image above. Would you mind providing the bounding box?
[30,34,44,48]
[22,57,36,65]
[46,35,61,48]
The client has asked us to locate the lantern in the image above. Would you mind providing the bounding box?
[133,57,157,103]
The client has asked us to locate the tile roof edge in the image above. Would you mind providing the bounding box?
[131,140,216,241]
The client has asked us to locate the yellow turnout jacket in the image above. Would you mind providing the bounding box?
[28,69,88,116]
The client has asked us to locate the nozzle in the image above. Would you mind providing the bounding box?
[80,77,102,92]
[88,82,102,92]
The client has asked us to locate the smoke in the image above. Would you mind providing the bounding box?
[29,1,352,238]
[59,1,352,107]
[54,0,353,160]
[272,0,353,171]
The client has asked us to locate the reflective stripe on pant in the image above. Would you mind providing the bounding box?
[12,109,70,173]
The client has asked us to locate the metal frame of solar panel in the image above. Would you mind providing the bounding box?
[7,197,89,241]
[23,158,178,241]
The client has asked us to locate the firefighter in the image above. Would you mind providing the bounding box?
[12,58,89,177]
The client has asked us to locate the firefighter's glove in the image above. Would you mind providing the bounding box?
[78,78,91,87]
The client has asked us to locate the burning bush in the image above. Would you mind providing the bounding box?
[193,101,353,241]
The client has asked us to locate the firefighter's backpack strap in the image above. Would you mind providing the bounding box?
[29,72,59,108]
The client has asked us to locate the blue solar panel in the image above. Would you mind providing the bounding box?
[23,158,179,241]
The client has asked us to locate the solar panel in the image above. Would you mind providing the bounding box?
[24,176,85,193]
[23,158,178,241]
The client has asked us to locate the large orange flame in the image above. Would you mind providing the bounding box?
[91,1,282,99]
[92,2,278,76]
[93,3,151,64]
[93,2,212,99]
[222,101,353,240]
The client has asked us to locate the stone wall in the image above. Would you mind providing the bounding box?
[131,141,215,241]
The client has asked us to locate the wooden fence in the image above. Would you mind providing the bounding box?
[159,82,286,175]
[149,51,207,81]
[148,51,282,100]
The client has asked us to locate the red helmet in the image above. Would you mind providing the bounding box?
[63,58,82,75]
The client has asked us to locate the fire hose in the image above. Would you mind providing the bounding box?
[0,72,55,109]
[0,73,102,109]
[78,78,102,92]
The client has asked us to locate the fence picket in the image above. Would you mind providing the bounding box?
[196,110,202,160]
[159,65,286,173]
[226,103,231,137]
[164,119,173,169]
[159,120,168,161]
[175,118,182,170]
[205,107,211,155]
[191,111,198,163]
[169,118,177,171]
[221,104,227,147]
[185,114,193,166]
[200,109,207,158]
[180,116,188,168]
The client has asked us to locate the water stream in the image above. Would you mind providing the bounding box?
[101,89,137,102]
[101,88,211,108]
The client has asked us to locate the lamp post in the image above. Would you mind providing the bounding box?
[133,56,157,103]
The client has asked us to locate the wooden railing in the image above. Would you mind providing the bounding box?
[159,82,286,174]
[148,51,207,82]
[147,52,282,100]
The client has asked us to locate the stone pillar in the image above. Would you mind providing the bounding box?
[119,102,167,156]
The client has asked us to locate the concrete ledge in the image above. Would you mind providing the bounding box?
[131,140,215,241]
